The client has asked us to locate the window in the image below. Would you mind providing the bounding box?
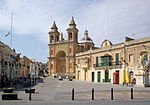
[87,45,90,50]
[78,59,80,64]
[50,36,54,43]
[50,50,53,55]
[101,56,112,66]
[129,54,133,63]
[96,56,99,67]
[61,53,66,57]
[143,53,148,65]
[115,53,119,65]
[144,53,148,61]
[56,35,59,41]
[69,33,72,40]
[50,36,53,39]
[51,64,53,69]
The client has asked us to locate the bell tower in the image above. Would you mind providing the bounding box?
[66,17,78,42]
[48,18,79,78]
[48,21,60,43]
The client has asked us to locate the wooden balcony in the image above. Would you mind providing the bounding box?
[94,61,122,70]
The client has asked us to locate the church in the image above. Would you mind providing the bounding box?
[48,17,94,78]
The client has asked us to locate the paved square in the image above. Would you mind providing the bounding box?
[0,77,150,105]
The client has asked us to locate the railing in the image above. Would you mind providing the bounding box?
[94,61,122,70]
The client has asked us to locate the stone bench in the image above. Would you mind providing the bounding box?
[2,93,18,100]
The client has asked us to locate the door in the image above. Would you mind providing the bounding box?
[105,70,109,82]
[129,71,133,84]
[113,71,119,84]
[92,72,94,82]
[97,71,101,82]
[61,65,66,73]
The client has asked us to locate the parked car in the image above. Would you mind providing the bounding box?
[58,76,63,81]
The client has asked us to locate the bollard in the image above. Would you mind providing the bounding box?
[92,88,94,100]
[111,88,114,100]
[131,88,133,100]
[72,88,74,100]
[29,88,31,101]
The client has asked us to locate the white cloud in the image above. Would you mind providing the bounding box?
[78,0,150,46]
[0,0,150,46]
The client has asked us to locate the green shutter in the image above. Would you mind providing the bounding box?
[144,54,148,61]
[115,53,119,65]
[106,57,109,66]
[105,70,109,82]
[96,56,98,67]
[97,72,101,82]
[143,54,148,64]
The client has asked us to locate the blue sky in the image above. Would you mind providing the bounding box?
[0,0,150,62]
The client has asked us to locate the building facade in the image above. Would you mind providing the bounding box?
[38,62,48,77]
[48,17,93,78]
[20,56,31,78]
[0,41,21,87]
[48,18,150,86]
[76,37,150,87]
[0,40,47,87]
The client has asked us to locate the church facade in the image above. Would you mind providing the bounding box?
[48,17,94,78]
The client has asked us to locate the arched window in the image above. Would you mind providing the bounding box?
[51,64,53,69]
[143,53,148,65]
[56,51,66,57]
[139,52,149,66]
[50,36,54,43]
[87,45,90,50]
[69,33,72,40]
[51,49,53,55]
[61,53,66,57]
[56,35,59,42]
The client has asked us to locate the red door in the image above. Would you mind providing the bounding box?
[113,72,119,84]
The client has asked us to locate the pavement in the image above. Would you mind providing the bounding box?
[0,77,150,105]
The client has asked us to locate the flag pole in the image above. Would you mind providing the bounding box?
[10,13,13,48]
[107,8,110,40]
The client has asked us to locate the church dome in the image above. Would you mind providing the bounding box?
[81,30,93,43]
